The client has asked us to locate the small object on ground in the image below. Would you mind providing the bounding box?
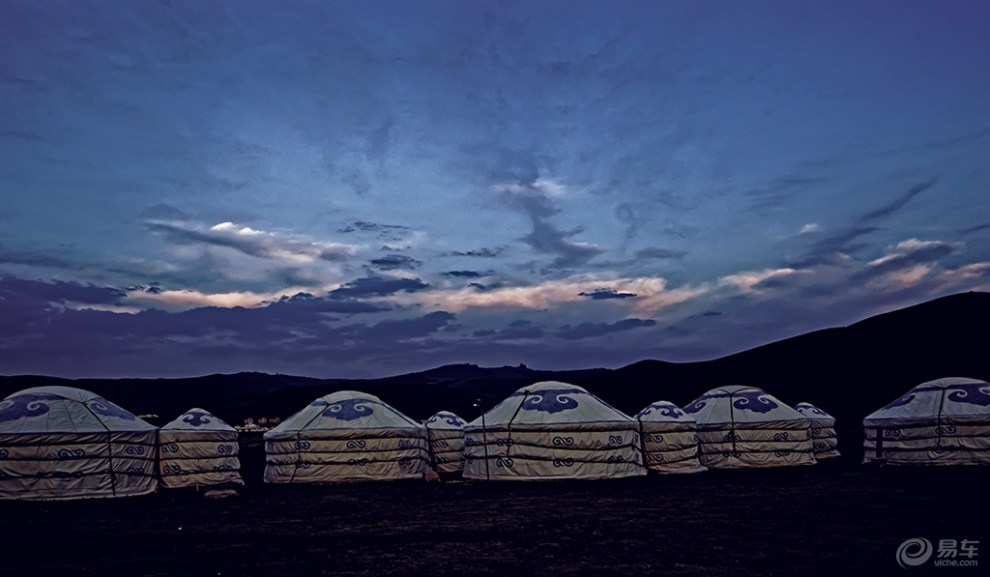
[203,489,240,499]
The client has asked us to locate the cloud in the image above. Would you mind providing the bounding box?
[635,247,688,261]
[0,244,78,271]
[370,254,422,270]
[860,175,940,223]
[340,311,456,342]
[791,226,879,267]
[579,288,637,300]
[790,176,941,267]
[146,219,360,263]
[799,223,822,235]
[442,270,493,279]
[495,178,604,270]
[122,286,328,312]
[935,262,990,287]
[328,276,430,299]
[717,268,800,294]
[0,277,125,305]
[867,239,958,269]
[447,247,508,258]
[556,318,657,340]
[337,221,410,239]
[746,174,828,212]
[523,220,604,269]
[387,274,708,316]
[485,319,547,340]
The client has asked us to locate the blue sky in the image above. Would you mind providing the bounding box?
[1,0,988,378]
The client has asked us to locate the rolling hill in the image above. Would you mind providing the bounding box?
[1,290,986,462]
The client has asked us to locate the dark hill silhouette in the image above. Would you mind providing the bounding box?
[1,291,986,462]
[578,291,989,461]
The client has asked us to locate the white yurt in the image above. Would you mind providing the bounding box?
[635,401,707,474]
[159,408,244,489]
[863,377,990,465]
[0,386,158,501]
[425,411,467,475]
[264,390,430,483]
[794,402,840,460]
[683,385,816,469]
[463,382,645,480]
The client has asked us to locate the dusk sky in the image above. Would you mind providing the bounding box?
[1,0,988,379]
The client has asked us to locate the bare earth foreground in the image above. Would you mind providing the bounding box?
[1,440,987,577]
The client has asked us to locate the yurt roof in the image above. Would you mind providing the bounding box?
[468,381,637,428]
[683,385,807,424]
[635,400,695,422]
[267,390,424,434]
[864,377,990,425]
[0,386,155,434]
[425,411,467,429]
[794,402,836,426]
[161,408,236,431]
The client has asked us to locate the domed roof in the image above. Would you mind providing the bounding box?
[636,400,694,423]
[0,386,154,434]
[469,381,636,428]
[794,402,836,426]
[684,385,807,425]
[266,390,423,436]
[865,377,990,426]
[425,411,466,430]
[161,408,235,432]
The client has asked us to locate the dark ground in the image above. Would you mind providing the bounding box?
[1,436,988,577]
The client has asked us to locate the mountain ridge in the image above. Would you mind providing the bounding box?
[2,291,986,461]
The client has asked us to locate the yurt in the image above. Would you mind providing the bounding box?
[463,381,644,480]
[159,408,244,489]
[635,400,706,474]
[863,377,990,465]
[425,411,466,475]
[0,386,158,501]
[794,402,840,460]
[683,385,815,468]
[264,390,430,483]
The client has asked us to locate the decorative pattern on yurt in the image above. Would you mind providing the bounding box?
[0,386,158,501]
[264,390,430,483]
[425,411,466,475]
[635,401,706,474]
[863,377,990,465]
[463,381,645,480]
[683,385,815,469]
[794,402,840,460]
[159,408,244,489]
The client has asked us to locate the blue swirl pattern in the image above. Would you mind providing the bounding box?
[518,389,582,414]
[426,413,465,427]
[731,391,779,413]
[946,383,990,406]
[321,398,375,421]
[181,410,212,427]
[88,398,136,421]
[0,394,58,423]
[637,402,685,419]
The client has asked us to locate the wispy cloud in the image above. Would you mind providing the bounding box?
[447,247,509,258]
[146,219,361,263]
[329,276,430,300]
[495,177,604,270]
[556,318,657,340]
[579,288,637,300]
[370,254,422,271]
